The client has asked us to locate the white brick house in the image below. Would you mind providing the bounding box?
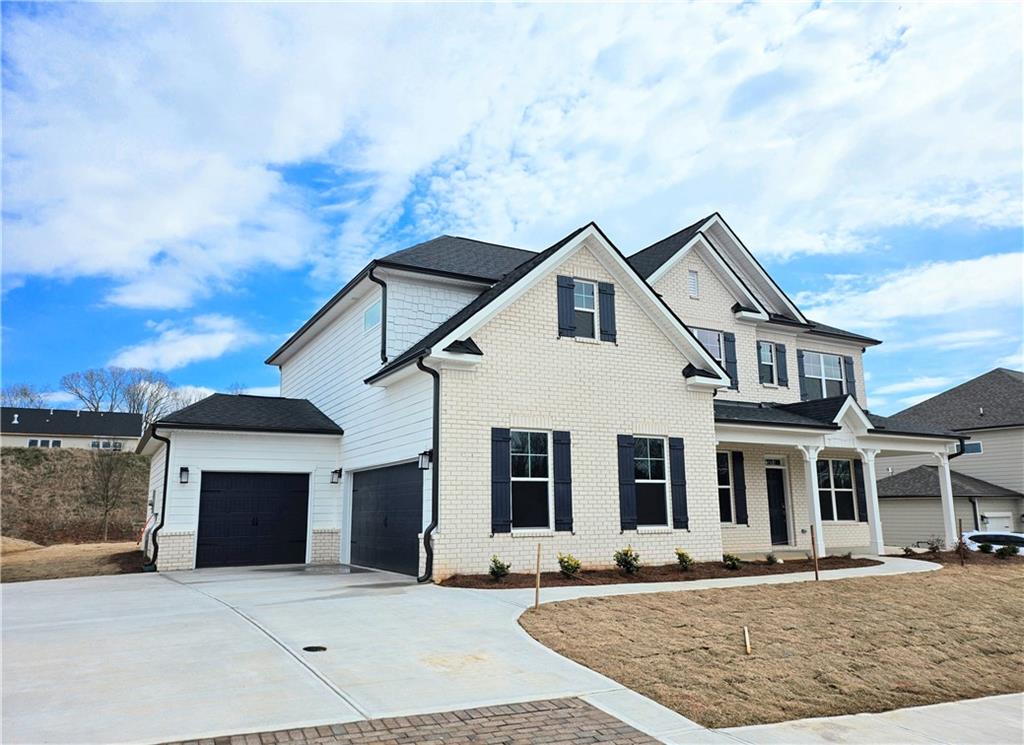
[139,214,962,577]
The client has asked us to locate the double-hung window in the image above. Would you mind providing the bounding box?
[717,452,736,523]
[694,327,724,365]
[510,430,551,529]
[817,459,856,521]
[803,351,845,399]
[573,280,597,339]
[758,341,777,385]
[634,437,668,526]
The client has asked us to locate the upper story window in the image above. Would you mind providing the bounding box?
[633,436,668,526]
[959,441,983,455]
[803,351,845,398]
[363,300,381,331]
[510,430,551,530]
[758,341,776,385]
[817,459,857,521]
[573,280,596,339]
[688,270,699,298]
[694,327,724,365]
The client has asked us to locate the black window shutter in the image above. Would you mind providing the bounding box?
[776,344,789,387]
[854,460,868,523]
[797,350,809,401]
[553,431,573,532]
[617,434,637,531]
[669,437,688,530]
[731,451,748,525]
[598,282,616,343]
[490,428,512,534]
[843,356,857,401]
[723,332,738,390]
[557,276,575,337]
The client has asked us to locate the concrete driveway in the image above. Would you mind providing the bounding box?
[2,565,642,744]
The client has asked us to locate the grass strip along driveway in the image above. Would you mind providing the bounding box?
[520,557,1024,729]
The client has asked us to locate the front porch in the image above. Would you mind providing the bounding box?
[714,396,962,557]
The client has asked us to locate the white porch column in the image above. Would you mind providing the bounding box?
[856,448,884,554]
[798,445,825,557]
[934,452,958,549]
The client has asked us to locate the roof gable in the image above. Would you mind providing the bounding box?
[887,368,1024,432]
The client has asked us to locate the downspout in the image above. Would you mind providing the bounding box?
[142,430,171,572]
[417,354,440,583]
[367,263,388,364]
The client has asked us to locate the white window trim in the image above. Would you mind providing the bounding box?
[818,458,858,522]
[694,327,725,366]
[634,435,670,528]
[803,351,847,398]
[688,269,700,298]
[510,429,554,533]
[363,300,381,332]
[717,450,738,525]
[758,341,778,386]
[573,278,597,340]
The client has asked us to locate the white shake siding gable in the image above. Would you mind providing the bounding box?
[385,273,483,361]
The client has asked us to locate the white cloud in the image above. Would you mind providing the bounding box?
[899,391,941,407]
[876,328,1010,354]
[240,385,280,397]
[995,344,1024,370]
[2,2,1021,307]
[800,253,1024,330]
[874,376,954,395]
[108,315,261,371]
[40,391,78,406]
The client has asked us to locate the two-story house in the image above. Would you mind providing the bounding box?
[875,368,1024,546]
[138,214,960,578]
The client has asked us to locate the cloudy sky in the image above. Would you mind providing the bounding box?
[2,2,1022,413]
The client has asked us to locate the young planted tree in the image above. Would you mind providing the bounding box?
[84,450,133,541]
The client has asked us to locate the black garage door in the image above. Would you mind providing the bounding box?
[351,463,423,575]
[196,472,309,568]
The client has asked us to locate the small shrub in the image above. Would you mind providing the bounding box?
[903,546,916,556]
[843,551,854,560]
[614,545,641,574]
[488,555,510,580]
[722,553,743,570]
[979,542,994,553]
[765,553,779,565]
[926,537,943,553]
[675,549,694,571]
[557,552,581,577]
[995,544,1020,559]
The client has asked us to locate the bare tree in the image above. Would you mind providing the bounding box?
[84,450,133,541]
[1,384,47,408]
[121,369,175,425]
[60,368,124,411]
[226,382,246,395]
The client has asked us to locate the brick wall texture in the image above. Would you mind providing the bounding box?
[311,529,341,564]
[155,531,195,571]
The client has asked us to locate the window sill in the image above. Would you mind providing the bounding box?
[720,522,748,528]
[761,382,778,389]
[822,520,863,525]
[636,525,672,534]
[510,528,554,537]
[573,335,599,345]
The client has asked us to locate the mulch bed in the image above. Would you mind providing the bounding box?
[896,549,1024,567]
[440,555,880,588]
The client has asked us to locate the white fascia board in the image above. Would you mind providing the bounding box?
[715,423,826,447]
[704,214,808,324]
[833,396,875,431]
[432,224,731,386]
[645,228,713,284]
[857,433,959,454]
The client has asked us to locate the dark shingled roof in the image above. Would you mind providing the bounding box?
[1,407,142,438]
[777,396,850,423]
[885,368,1024,432]
[378,235,534,281]
[152,394,342,435]
[877,465,1022,499]
[366,225,592,383]
[627,214,712,279]
[714,400,839,430]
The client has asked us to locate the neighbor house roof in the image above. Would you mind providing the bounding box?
[139,394,342,452]
[1,407,142,438]
[877,465,1023,499]
[885,368,1024,432]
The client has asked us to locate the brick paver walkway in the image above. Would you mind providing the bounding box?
[164,697,656,745]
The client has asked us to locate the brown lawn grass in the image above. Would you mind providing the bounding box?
[520,560,1024,728]
[0,540,143,582]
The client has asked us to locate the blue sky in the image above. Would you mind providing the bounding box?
[2,2,1022,414]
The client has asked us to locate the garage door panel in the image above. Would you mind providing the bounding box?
[197,472,309,568]
[351,463,422,575]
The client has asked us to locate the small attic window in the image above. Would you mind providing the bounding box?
[688,270,699,298]
[363,300,381,331]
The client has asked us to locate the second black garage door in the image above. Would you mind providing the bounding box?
[196,472,309,568]
[351,462,423,575]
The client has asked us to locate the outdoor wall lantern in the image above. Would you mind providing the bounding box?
[179,467,189,484]
[330,468,343,484]
[418,449,434,470]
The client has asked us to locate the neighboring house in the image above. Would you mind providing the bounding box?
[1,407,143,451]
[876,368,1024,544]
[138,214,960,577]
